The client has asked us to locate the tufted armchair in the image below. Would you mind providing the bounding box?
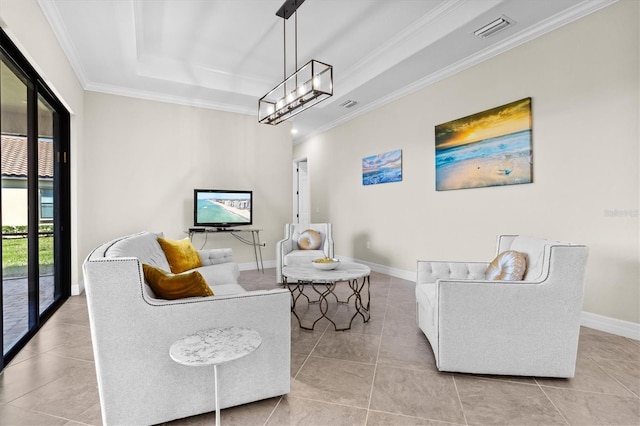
[276,223,334,283]
[416,235,588,378]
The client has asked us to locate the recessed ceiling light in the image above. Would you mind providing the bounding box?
[474,16,512,39]
[291,128,298,135]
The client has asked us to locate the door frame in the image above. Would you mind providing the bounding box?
[293,157,310,226]
[0,28,71,371]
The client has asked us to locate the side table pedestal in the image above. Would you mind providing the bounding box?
[170,326,262,426]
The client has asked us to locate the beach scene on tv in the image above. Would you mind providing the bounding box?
[435,98,532,191]
[196,193,251,224]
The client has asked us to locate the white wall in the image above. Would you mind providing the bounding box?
[294,1,639,325]
[0,0,84,289]
[81,92,292,270]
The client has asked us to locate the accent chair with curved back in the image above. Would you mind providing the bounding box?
[276,223,334,283]
[416,235,589,378]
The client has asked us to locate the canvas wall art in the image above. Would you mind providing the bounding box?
[362,149,402,185]
[435,97,532,191]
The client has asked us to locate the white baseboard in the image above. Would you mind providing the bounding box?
[581,311,640,341]
[238,259,276,271]
[234,256,640,341]
[338,256,416,282]
[72,279,84,296]
[343,257,640,341]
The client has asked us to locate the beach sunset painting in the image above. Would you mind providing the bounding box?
[435,98,532,191]
[363,149,402,185]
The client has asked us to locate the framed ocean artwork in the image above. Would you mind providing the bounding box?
[362,149,402,186]
[435,97,532,191]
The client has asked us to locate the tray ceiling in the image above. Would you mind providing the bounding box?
[37,0,616,142]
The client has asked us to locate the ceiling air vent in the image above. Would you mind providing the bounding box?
[474,16,512,39]
[340,100,358,109]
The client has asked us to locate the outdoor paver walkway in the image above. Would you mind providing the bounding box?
[3,275,55,354]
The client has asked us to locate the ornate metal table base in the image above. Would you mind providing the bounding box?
[283,266,370,331]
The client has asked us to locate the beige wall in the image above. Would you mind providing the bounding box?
[294,1,639,324]
[1,0,84,288]
[81,92,292,266]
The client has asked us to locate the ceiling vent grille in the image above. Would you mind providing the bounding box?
[340,100,358,109]
[474,16,512,38]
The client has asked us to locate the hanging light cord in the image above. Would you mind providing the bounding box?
[294,10,298,89]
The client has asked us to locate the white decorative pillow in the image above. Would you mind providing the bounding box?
[297,229,322,250]
[485,250,527,281]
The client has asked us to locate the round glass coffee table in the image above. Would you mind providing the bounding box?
[169,326,262,426]
[282,262,371,331]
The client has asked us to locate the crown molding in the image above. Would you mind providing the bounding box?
[84,82,255,116]
[297,0,618,144]
[37,0,89,88]
[332,0,500,109]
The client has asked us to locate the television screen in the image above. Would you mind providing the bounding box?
[194,189,252,228]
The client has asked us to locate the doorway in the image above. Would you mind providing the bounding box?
[294,158,310,226]
[1,29,71,371]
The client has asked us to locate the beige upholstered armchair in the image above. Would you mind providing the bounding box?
[276,223,334,283]
[416,235,589,378]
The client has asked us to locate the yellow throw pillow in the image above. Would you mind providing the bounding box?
[298,229,322,250]
[142,264,214,300]
[485,250,527,281]
[157,237,203,273]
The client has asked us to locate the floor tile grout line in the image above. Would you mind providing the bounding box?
[6,400,90,425]
[537,380,640,399]
[302,353,377,366]
[451,374,470,426]
[283,394,370,412]
[536,381,572,426]
[262,395,284,426]
[365,273,393,425]
[368,407,468,426]
[582,354,640,399]
[292,292,330,380]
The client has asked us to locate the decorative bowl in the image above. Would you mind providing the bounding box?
[312,258,340,270]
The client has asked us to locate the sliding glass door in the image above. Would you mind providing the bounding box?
[1,29,70,371]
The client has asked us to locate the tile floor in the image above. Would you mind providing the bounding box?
[0,268,639,425]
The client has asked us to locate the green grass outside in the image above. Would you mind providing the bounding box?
[2,236,54,278]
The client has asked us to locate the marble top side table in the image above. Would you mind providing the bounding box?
[170,326,262,426]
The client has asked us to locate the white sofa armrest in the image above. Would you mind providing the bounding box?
[198,248,235,265]
[279,238,295,255]
[417,260,488,284]
[275,237,295,283]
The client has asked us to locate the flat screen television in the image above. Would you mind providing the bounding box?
[193,189,253,229]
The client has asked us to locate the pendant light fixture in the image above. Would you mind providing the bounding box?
[258,0,333,125]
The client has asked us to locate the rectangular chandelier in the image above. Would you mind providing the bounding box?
[258,59,333,125]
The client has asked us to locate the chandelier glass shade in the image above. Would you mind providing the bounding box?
[258,59,332,125]
[258,0,333,125]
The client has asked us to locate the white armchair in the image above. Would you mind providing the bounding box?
[416,235,588,378]
[276,223,334,283]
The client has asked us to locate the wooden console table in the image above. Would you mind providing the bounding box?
[188,228,264,272]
